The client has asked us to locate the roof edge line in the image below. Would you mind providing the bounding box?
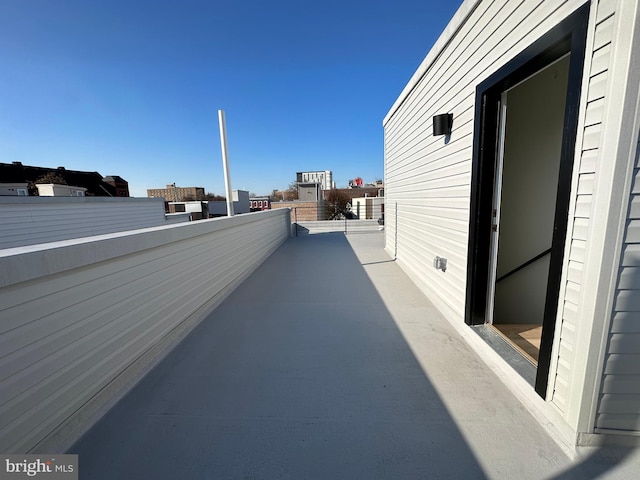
[383,0,481,127]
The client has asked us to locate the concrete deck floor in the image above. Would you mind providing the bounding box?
[71,232,639,479]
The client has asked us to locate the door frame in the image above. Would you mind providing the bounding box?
[464,3,590,398]
[485,91,508,326]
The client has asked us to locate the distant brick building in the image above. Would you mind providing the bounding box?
[103,176,130,197]
[0,162,129,197]
[250,197,271,211]
[271,200,326,222]
[147,184,205,202]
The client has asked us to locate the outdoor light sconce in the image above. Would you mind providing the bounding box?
[433,113,453,136]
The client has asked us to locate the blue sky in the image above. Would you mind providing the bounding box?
[0,0,460,197]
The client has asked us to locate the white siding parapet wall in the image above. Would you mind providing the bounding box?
[0,196,181,249]
[294,220,381,235]
[0,209,291,453]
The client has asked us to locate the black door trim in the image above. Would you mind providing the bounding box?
[464,3,590,398]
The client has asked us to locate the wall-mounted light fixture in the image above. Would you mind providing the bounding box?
[433,113,453,136]
[433,256,447,272]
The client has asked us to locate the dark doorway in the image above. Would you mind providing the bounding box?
[465,4,590,398]
[489,55,571,366]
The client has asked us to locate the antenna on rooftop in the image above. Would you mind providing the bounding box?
[218,110,234,217]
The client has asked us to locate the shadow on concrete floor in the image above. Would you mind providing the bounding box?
[69,233,636,479]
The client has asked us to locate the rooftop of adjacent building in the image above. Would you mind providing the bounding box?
[0,162,128,197]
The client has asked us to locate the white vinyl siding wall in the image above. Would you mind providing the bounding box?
[384,0,596,321]
[385,0,640,441]
[0,209,290,453]
[0,197,176,249]
[549,0,616,414]
[595,136,640,432]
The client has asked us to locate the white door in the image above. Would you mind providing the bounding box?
[486,92,508,324]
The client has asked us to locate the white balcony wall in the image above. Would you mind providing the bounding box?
[0,209,291,453]
[0,197,181,249]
